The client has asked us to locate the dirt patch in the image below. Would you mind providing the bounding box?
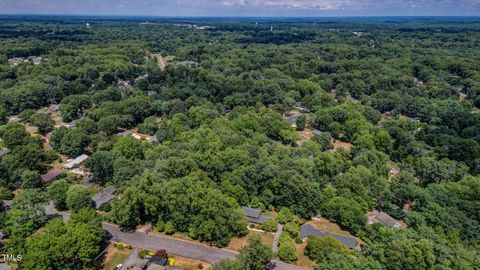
[294,242,315,270]
[307,218,352,236]
[226,230,274,252]
[331,140,353,152]
[298,129,314,141]
[170,255,211,270]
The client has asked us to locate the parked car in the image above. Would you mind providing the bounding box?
[114,264,123,270]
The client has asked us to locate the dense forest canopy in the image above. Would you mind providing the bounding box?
[0,16,479,270]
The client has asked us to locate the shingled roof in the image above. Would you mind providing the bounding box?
[242,207,272,225]
[300,224,357,249]
[92,186,117,209]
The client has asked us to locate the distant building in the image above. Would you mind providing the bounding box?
[242,207,272,225]
[47,104,60,112]
[117,130,133,137]
[41,169,64,183]
[31,56,42,65]
[8,115,23,123]
[300,224,358,250]
[312,130,322,136]
[0,149,11,158]
[286,116,297,128]
[367,210,407,229]
[92,186,117,209]
[2,200,12,212]
[63,154,89,169]
[8,57,26,67]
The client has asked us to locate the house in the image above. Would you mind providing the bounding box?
[2,200,12,211]
[147,136,158,143]
[367,210,407,229]
[117,130,133,137]
[83,175,96,187]
[8,115,22,122]
[138,255,167,270]
[92,186,117,209]
[8,57,26,67]
[46,104,60,112]
[312,130,322,136]
[31,56,42,65]
[286,116,297,128]
[147,91,157,97]
[63,154,89,169]
[0,149,11,158]
[62,121,76,129]
[41,169,64,183]
[300,224,358,250]
[242,207,272,225]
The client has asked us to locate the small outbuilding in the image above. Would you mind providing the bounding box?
[300,223,358,250]
[63,154,89,169]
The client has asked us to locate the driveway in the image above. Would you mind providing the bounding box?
[103,224,304,270]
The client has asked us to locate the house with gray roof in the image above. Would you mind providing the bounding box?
[300,223,357,250]
[93,186,117,209]
[242,207,272,225]
[41,169,64,183]
[0,149,11,158]
[63,154,89,169]
[117,130,133,137]
[367,210,407,229]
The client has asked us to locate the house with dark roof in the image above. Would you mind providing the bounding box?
[0,149,11,158]
[300,223,358,250]
[92,186,117,209]
[367,210,407,229]
[242,207,272,225]
[41,169,64,183]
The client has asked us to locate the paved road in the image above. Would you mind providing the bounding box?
[103,224,304,270]
[272,224,283,254]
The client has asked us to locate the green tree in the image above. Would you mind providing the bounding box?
[47,179,69,211]
[29,113,54,134]
[20,170,42,188]
[66,185,92,211]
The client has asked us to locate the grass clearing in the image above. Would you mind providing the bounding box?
[170,255,211,270]
[101,246,132,270]
[294,242,315,270]
[226,230,274,251]
[307,218,352,236]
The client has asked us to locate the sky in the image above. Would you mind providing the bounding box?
[0,0,480,17]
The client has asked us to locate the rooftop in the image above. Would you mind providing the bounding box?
[92,186,117,209]
[41,169,63,182]
[241,206,272,225]
[63,154,89,169]
[117,130,133,137]
[300,223,357,249]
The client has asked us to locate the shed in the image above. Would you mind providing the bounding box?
[367,210,407,229]
[63,154,89,169]
[300,224,357,250]
[41,169,64,183]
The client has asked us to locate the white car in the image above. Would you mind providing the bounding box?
[114,264,123,270]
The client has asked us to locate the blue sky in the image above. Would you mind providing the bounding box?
[1,0,479,16]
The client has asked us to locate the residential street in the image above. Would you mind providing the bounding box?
[102,223,304,270]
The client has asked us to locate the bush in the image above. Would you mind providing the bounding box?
[139,249,150,259]
[295,237,303,244]
[262,219,278,232]
[156,220,165,232]
[277,233,297,263]
[164,221,176,235]
[283,222,300,238]
[116,243,124,250]
[249,223,255,229]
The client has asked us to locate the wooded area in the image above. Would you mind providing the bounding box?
[0,16,479,270]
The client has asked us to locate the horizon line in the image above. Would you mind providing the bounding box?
[1,14,480,18]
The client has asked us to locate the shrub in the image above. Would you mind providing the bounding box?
[262,219,278,232]
[139,250,150,259]
[156,220,165,232]
[295,237,303,244]
[116,243,124,250]
[277,233,297,263]
[283,222,300,238]
[164,221,176,235]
